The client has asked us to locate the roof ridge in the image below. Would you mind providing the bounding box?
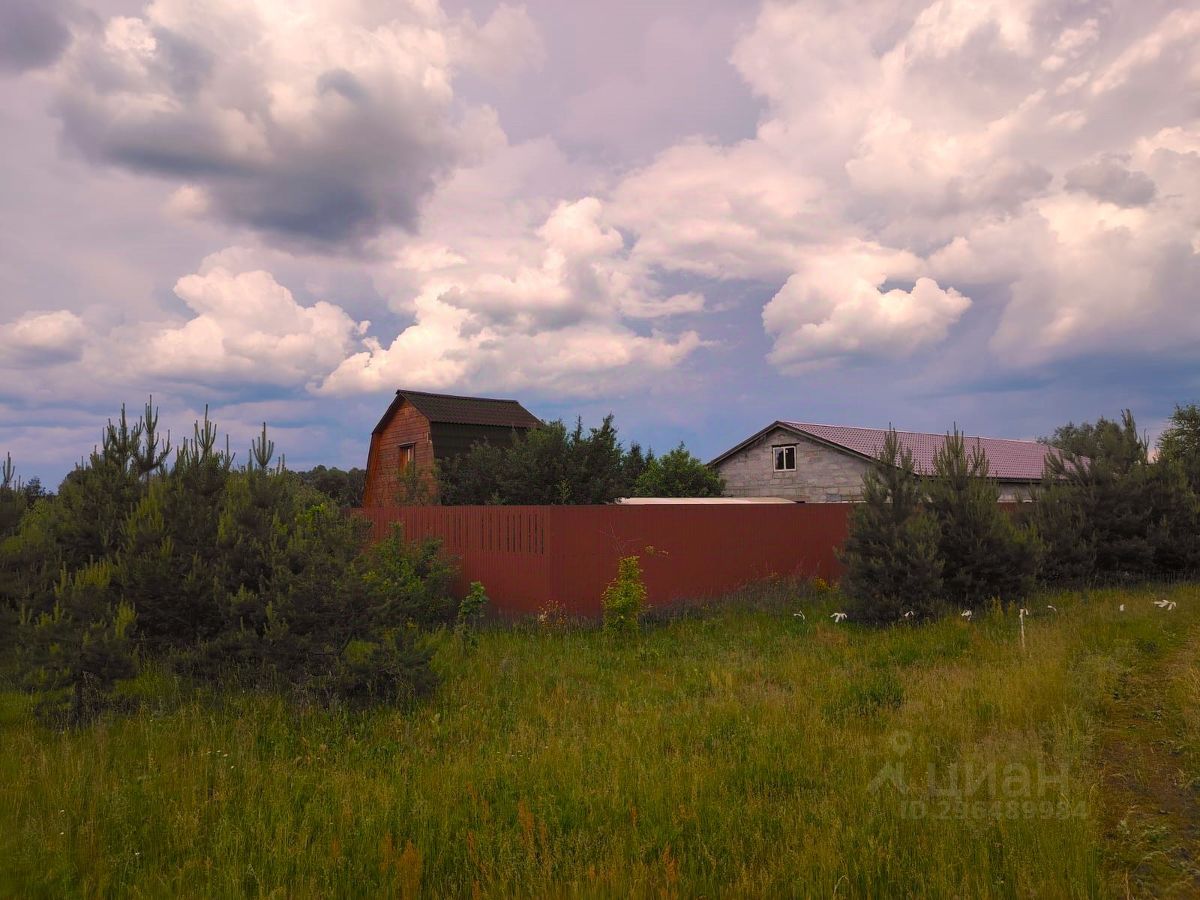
[398,388,526,405]
[782,420,1043,445]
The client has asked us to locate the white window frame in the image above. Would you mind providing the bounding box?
[773,444,797,472]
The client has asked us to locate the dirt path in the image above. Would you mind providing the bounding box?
[1096,629,1200,898]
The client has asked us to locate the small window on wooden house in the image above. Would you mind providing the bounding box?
[773,444,796,472]
[398,444,415,472]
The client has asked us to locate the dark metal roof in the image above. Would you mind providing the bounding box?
[711,420,1061,482]
[372,389,541,434]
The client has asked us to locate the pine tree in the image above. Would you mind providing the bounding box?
[841,430,944,623]
[1039,408,1200,580]
[5,402,452,710]
[21,559,138,722]
[1030,477,1095,584]
[926,428,1038,608]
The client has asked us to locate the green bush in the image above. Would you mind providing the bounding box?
[632,444,724,497]
[456,581,489,643]
[602,555,647,636]
[351,524,457,629]
[329,631,437,705]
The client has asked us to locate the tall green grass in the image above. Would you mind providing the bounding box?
[2,582,1196,897]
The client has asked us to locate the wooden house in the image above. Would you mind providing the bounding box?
[363,389,541,506]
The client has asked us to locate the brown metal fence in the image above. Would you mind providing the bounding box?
[352,504,852,618]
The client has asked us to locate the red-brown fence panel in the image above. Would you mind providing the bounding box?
[352,503,851,618]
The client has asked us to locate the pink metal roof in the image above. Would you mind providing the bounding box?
[781,422,1057,481]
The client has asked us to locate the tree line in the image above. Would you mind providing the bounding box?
[438,415,723,505]
[291,417,722,507]
[842,405,1200,622]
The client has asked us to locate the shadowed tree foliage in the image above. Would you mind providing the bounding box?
[1039,409,1200,579]
[1043,410,1146,476]
[1158,403,1200,493]
[1030,477,1096,584]
[0,454,28,667]
[440,414,678,504]
[292,465,366,507]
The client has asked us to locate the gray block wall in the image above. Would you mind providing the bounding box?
[716,428,871,502]
[715,427,1040,502]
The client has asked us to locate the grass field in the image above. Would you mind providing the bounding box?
[2,582,1198,898]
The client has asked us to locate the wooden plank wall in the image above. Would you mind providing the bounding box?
[363,401,435,506]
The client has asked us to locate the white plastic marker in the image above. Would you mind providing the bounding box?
[793,610,806,621]
[1046,605,1058,612]
[961,610,973,620]
[1019,608,1029,653]
[1154,599,1178,611]
[831,612,848,623]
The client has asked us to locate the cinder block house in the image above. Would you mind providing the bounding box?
[710,421,1058,503]
[363,389,541,506]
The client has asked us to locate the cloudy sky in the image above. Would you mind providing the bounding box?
[1,0,1198,485]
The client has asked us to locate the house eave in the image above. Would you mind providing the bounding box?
[370,390,407,436]
[709,421,1047,482]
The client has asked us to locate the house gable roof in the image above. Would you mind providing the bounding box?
[371,389,542,434]
[710,420,1059,482]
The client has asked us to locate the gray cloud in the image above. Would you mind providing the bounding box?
[1064,156,1157,206]
[0,0,71,74]
[48,3,529,250]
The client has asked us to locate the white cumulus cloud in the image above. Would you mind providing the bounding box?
[0,310,87,366]
[763,244,971,370]
[141,265,367,388]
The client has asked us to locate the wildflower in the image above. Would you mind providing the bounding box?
[902,610,915,620]
[961,610,973,620]
[1154,599,1177,611]
[793,611,806,621]
[831,612,848,623]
